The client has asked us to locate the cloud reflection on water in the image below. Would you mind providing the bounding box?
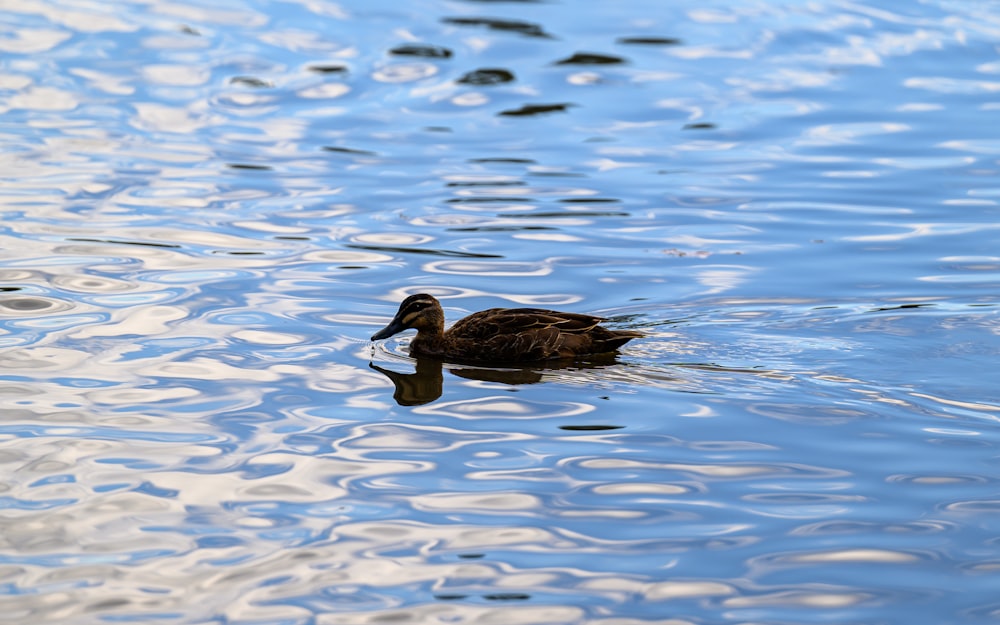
[2,0,1000,623]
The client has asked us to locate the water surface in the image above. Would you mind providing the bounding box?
[2,1,1000,623]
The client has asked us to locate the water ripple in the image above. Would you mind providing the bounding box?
[415,397,593,421]
[2,1,1000,623]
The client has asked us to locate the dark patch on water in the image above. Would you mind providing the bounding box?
[442,17,553,38]
[456,68,516,85]
[447,225,556,232]
[227,163,273,171]
[528,171,586,177]
[323,146,378,156]
[389,44,453,59]
[446,196,533,204]
[869,303,932,312]
[554,52,627,65]
[617,36,682,45]
[505,211,630,218]
[498,103,573,116]
[229,76,272,88]
[446,180,524,187]
[468,157,536,164]
[307,64,348,74]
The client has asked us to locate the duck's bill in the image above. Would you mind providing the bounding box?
[371,318,406,341]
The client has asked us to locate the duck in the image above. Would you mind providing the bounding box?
[370,293,642,364]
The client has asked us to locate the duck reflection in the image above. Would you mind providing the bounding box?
[369,354,625,406]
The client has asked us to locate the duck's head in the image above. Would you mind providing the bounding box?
[371,293,445,340]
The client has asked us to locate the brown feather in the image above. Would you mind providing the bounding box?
[371,294,642,364]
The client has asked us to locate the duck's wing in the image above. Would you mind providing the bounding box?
[448,308,604,340]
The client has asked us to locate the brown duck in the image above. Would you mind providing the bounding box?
[371,293,642,364]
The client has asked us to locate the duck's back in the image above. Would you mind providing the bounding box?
[438,307,639,362]
[449,308,602,338]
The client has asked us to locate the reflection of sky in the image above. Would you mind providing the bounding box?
[2,1,1000,624]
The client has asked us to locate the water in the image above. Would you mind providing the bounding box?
[2,0,999,623]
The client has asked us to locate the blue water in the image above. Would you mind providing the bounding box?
[2,1,1000,623]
